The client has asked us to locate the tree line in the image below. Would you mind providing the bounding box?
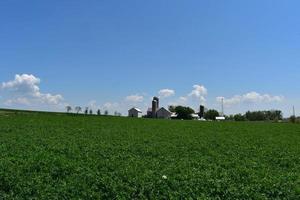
[226,110,283,121]
[168,105,286,122]
[65,106,121,116]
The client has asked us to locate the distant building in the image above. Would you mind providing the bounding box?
[191,113,200,120]
[199,105,205,118]
[128,108,142,118]
[147,97,170,119]
[216,116,225,121]
[171,113,178,119]
[147,108,153,117]
[156,107,172,119]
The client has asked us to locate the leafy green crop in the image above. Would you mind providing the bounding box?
[0,112,299,199]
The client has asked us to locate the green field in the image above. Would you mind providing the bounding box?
[0,111,299,199]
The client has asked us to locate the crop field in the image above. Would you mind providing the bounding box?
[0,111,299,199]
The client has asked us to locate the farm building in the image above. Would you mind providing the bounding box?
[156,107,172,119]
[191,113,200,120]
[216,116,225,121]
[128,108,142,118]
[147,97,171,119]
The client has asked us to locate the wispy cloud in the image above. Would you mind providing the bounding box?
[158,89,175,98]
[216,91,284,107]
[125,94,144,103]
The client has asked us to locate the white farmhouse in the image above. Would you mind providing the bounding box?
[128,108,142,118]
[156,107,171,119]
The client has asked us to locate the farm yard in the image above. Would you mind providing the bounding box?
[0,110,299,199]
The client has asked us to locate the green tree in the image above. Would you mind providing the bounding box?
[174,106,195,120]
[245,110,283,121]
[234,114,246,121]
[84,107,89,115]
[290,115,296,123]
[75,106,82,114]
[204,109,219,120]
[226,115,235,121]
[168,105,176,112]
[66,106,72,113]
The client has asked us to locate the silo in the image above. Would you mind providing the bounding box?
[152,99,157,118]
[153,96,159,109]
[199,105,204,118]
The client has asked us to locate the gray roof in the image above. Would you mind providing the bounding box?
[129,107,142,113]
[157,107,171,114]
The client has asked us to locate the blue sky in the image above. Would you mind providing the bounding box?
[0,0,299,116]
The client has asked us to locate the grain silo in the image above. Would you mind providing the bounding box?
[153,96,159,109]
[199,105,204,118]
[152,99,157,118]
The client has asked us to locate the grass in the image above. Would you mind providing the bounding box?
[0,110,299,199]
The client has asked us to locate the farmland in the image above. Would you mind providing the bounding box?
[0,110,299,199]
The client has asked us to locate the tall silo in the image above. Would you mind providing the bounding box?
[199,105,204,118]
[153,97,159,109]
[152,99,157,118]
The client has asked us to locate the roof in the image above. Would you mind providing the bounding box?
[171,113,178,117]
[157,107,171,114]
[216,116,225,120]
[191,114,199,118]
[129,107,142,113]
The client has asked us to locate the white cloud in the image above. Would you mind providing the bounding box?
[167,84,208,109]
[168,96,188,106]
[125,94,144,102]
[217,91,284,107]
[1,74,63,106]
[158,89,175,98]
[4,97,30,106]
[2,74,40,94]
[88,100,97,108]
[188,85,207,98]
[179,96,187,102]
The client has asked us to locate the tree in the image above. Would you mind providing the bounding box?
[226,115,235,121]
[66,106,72,113]
[174,106,195,120]
[290,115,296,123]
[234,114,246,121]
[245,110,283,121]
[97,109,101,115]
[245,111,265,121]
[168,105,176,112]
[84,107,89,115]
[75,106,82,114]
[89,109,93,115]
[204,109,219,120]
[104,110,109,116]
[114,111,121,116]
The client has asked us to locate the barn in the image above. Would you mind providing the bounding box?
[128,108,142,118]
[156,107,171,119]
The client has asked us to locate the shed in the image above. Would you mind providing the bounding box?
[216,116,225,121]
[128,108,142,118]
[191,113,200,120]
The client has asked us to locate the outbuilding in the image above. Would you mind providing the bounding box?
[191,113,200,120]
[156,107,172,119]
[128,108,142,118]
[216,116,225,121]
